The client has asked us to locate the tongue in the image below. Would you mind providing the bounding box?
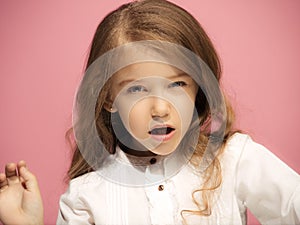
[150,127,173,135]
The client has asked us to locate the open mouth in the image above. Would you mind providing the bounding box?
[148,126,175,141]
[149,127,174,135]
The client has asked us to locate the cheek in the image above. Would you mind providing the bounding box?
[128,102,150,139]
[178,104,194,136]
[115,97,151,139]
[168,94,196,133]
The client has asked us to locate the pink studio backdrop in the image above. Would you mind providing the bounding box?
[0,1,299,224]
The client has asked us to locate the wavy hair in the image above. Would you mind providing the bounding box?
[66,0,237,222]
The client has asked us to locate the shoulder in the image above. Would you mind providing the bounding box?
[223,132,300,185]
[65,171,105,196]
[58,172,108,223]
[221,132,251,161]
[221,132,278,168]
[225,132,251,149]
[222,132,270,159]
[219,132,268,177]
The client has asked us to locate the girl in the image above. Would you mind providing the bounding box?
[0,0,299,224]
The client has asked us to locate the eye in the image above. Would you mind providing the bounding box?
[127,85,148,93]
[168,81,187,88]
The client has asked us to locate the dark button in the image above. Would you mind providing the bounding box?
[158,185,164,191]
[149,158,157,164]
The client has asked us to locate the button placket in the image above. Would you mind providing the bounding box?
[144,156,175,224]
[145,182,174,224]
[150,158,157,164]
[158,184,164,191]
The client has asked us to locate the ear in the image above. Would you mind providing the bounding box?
[104,100,118,113]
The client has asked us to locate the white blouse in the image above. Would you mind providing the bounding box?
[56,133,300,225]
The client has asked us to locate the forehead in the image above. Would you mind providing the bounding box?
[112,62,187,83]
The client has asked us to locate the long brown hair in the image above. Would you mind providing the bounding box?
[66,0,236,220]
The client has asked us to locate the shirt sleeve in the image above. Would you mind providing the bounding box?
[56,185,94,225]
[235,136,300,225]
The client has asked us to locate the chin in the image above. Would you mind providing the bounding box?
[149,144,178,156]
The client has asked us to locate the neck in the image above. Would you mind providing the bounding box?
[118,141,157,157]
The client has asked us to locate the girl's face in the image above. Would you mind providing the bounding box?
[109,62,198,155]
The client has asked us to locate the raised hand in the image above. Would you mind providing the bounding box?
[0,161,44,225]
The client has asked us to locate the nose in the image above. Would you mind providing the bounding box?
[151,97,171,119]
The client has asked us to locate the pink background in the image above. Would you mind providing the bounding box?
[0,1,299,224]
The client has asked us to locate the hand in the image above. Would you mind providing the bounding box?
[0,161,44,225]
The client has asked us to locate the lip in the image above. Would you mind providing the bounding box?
[148,124,176,142]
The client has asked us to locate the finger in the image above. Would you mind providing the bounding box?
[17,160,27,169]
[19,166,39,193]
[0,173,8,189]
[5,163,19,185]
[17,160,27,183]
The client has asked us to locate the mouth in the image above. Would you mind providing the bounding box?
[148,125,175,141]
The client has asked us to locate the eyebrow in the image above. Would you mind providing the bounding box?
[168,73,190,79]
[118,73,190,87]
[118,79,136,87]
